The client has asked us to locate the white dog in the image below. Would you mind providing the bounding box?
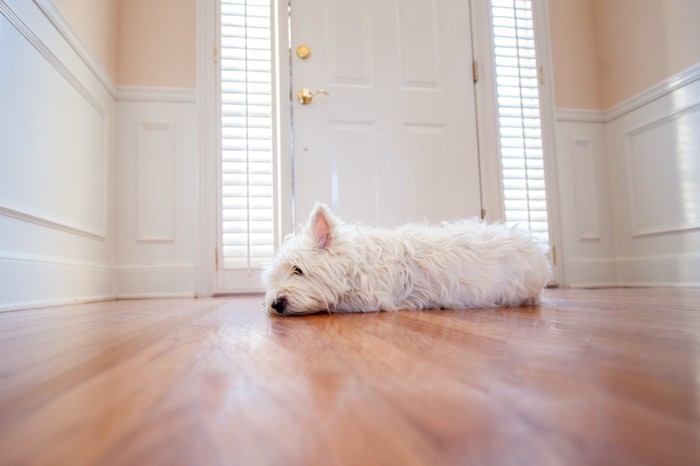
[262,203,548,316]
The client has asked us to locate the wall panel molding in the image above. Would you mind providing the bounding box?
[136,121,176,242]
[624,102,700,237]
[569,137,601,241]
[0,201,106,241]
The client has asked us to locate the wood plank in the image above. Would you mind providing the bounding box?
[0,288,699,465]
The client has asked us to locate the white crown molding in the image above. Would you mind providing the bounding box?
[116,86,197,103]
[605,62,700,121]
[556,108,606,123]
[31,0,117,98]
[556,62,700,124]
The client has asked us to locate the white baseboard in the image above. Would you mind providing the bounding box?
[562,258,619,288]
[115,264,198,299]
[0,255,115,312]
[563,254,700,289]
[617,254,700,287]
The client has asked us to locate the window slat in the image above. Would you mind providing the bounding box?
[220,0,275,270]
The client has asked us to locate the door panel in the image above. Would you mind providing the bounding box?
[291,0,482,228]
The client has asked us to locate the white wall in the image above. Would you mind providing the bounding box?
[0,0,116,310]
[555,64,700,287]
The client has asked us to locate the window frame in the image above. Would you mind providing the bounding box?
[471,0,562,284]
[197,0,292,295]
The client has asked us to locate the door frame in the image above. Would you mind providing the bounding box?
[197,0,563,295]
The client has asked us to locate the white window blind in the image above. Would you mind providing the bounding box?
[220,0,275,269]
[491,0,549,246]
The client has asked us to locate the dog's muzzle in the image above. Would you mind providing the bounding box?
[271,297,287,315]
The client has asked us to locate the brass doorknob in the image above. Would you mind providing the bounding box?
[296,45,311,59]
[297,87,329,105]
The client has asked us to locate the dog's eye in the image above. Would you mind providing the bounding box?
[292,266,303,276]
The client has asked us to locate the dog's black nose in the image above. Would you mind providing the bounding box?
[271,297,287,315]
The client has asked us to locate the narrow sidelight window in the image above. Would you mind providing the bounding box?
[491,0,549,246]
[219,0,275,270]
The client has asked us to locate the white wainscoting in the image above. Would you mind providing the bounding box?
[0,0,116,311]
[556,63,700,288]
[554,110,617,287]
[115,88,199,298]
[606,67,700,287]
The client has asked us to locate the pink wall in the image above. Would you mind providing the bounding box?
[117,0,196,87]
[548,0,603,110]
[593,0,700,108]
[54,0,195,88]
[52,0,119,80]
[52,0,700,105]
[549,0,700,110]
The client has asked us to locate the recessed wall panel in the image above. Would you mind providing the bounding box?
[136,122,175,242]
[627,105,700,236]
[0,12,106,238]
[571,138,601,240]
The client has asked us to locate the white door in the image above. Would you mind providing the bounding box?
[290,0,482,228]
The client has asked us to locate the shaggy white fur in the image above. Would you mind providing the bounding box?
[262,203,549,316]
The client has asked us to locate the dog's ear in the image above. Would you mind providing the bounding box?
[308,203,334,249]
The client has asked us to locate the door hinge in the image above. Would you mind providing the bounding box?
[480,208,486,220]
[538,65,544,85]
[214,44,219,64]
[551,245,557,266]
[215,247,219,270]
[472,59,479,83]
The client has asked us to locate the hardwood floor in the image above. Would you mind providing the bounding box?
[1,288,699,465]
